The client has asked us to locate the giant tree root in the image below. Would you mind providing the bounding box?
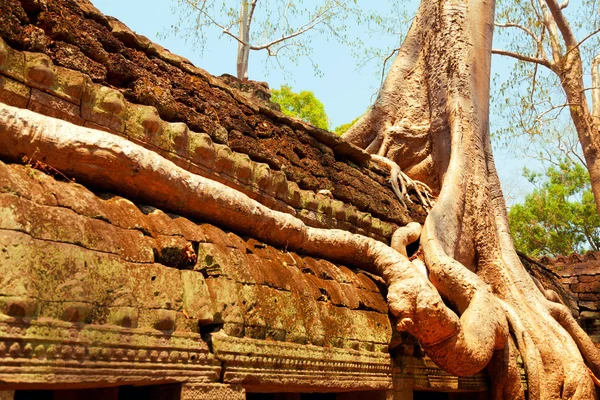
[371,155,434,210]
[0,103,509,376]
[341,0,600,396]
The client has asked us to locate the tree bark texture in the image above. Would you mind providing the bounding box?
[236,0,250,80]
[552,48,600,226]
[343,0,600,398]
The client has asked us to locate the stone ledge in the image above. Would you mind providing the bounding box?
[0,317,220,390]
[0,36,397,243]
[392,356,489,393]
[212,333,393,392]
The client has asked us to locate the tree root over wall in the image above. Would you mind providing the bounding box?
[341,0,600,397]
[1,0,600,394]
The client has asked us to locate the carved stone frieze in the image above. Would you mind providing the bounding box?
[211,333,393,392]
[0,317,220,389]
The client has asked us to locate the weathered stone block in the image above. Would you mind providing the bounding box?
[138,205,184,237]
[0,192,154,263]
[189,131,216,167]
[147,42,193,69]
[254,286,307,344]
[271,171,289,201]
[81,84,127,132]
[165,122,191,156]
[578,293,600,301]
[196,243,256,284]
[231,152,253,184]
[24,52,88,104]
[0,75,30,108]
[106,306,139,328]
[204,277,244,325]
[138,308,178,332]
[0,37,25,82]
[125,103,163,141]
[0,163,57,206]
[580,301,600,311]
[182,270,215,324]
[214,144,235,174]
[128,264,183,310]
[252,162,272,192]
[28,88,83,125]
[109,18,151,50]
[571,282,600,293]
[578,274,599,283]
[0,295,37,318]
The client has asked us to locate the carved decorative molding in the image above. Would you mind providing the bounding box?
[0,317,220,389]
[212,333,393,392]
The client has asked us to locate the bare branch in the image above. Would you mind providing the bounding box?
[537,0,564,62]
[183,0,249,46]
[544,0,578,48]
[565,27,600,57]
[251,6,339,51]
[247,0,258,33]
[492,49,553,68]
[559,0,569,9]
[495,22,544,49]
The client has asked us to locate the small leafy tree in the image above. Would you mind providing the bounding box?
[333,116,360,136]
[171,0,367,80]
[509,160,600,257]
[492,0,600,213]
[271,85,329,130]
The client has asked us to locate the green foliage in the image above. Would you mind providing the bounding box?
[333,116,360,136]
[271,85,329,130]
[508,160,600,257]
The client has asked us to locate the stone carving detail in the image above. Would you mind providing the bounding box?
[181,384,246,400]
[212,333,393,392]
[0,318,220,387]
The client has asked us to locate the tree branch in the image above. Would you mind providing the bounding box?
[544,0,578,48]
[251,5,338,51]
[495,22,544,50]
[183,0,249,46]
[492,49,553,68]
[593,55,600,120]
[565,27,600,58]
[537,0,564,63]
[247,0,258,34]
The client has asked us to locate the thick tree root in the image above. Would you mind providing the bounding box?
[340,0,600,395]
[0,103,510,377]
[371,155,434,210]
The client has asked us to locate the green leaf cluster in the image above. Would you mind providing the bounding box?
[333,116,360,136]
[271,85,329,130]
[508,160,600,257]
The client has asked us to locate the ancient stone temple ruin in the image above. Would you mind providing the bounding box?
[0,1,596,399]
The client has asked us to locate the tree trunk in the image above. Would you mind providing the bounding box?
[592,55,599,121]
[343,0,600,397]
[554,49,600,220]
[236,0,250,80]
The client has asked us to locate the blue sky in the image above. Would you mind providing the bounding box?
[92,0,538,205]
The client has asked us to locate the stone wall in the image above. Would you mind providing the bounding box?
[0,0,426,238]
[537,252,600,343]
[0,159,395,391]
[0,0,490,397]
